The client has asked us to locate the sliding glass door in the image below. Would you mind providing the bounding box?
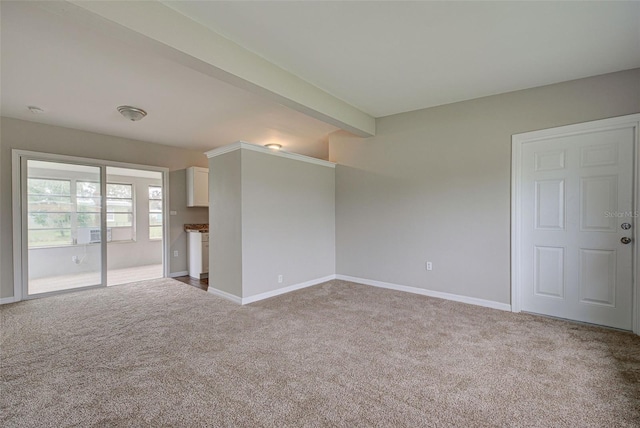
[25,159,105,295]
[15,151,169,300]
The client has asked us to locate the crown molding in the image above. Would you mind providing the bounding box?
[205,141,245,158]
[205,141,336,168]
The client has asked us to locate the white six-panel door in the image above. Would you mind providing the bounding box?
[513,116,639,331]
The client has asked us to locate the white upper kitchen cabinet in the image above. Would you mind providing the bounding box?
[186,167,209,207]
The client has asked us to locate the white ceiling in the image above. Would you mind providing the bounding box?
[0,1,339,158]
[2,2,638,157]
[166,1,640,117]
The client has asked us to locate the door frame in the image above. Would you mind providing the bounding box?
[11,150,170,301]
[511,114,640,334]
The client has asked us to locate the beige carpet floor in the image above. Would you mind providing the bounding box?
[1,278,639,427]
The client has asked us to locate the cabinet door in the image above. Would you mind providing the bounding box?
[202,241,209,273]
[187,167,209,207]
[193,169,208,206]
[188,232,202,278]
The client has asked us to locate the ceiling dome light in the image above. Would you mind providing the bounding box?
[265,143,282,150]
[117,105,147,121]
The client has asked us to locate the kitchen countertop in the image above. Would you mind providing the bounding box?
[184,224,209,233]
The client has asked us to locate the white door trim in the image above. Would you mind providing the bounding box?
[11,149,170,302]
[511,114,640,334]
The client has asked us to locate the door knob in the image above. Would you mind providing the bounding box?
[621,223,632,230]
[621,237,632,244]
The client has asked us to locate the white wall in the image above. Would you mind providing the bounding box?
[330,68,640,305]
[241,149,335,297]
[0,117,209,298]
[208,146,335,300]
[209,150,243,297]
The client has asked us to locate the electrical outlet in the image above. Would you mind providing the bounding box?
[278,275,283,283]
[170,211,177,216]
[426,261,433,271]
[173,250,179,257]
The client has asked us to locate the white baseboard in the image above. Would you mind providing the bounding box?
[169,271,189,278]
[207,273,510,312]
[335,274,511,312]
[0,296,17,305]
[207,275,336,305]
[242,275,336,304]
[207,287,243,304]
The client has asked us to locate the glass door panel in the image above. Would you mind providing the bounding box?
[26,160,103,295]
[105,167,164,286]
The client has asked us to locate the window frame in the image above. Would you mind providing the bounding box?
[148,185,163,241]
[26,177,138,248]
[104,182,136,243]
[75,180,103,232]
[26,177,73,248]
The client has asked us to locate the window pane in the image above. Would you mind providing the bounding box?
[28,229,72,247]
[28,196,72,212]
[28,179,70,196]
[107,213,133,227]
[28,213,71,229]
[149,200,162,212]
[149,213,163,226]
[77,181,100,197]
[149,186,162,200]
[107,184,132,198]
[107,199,133,213]
[149,226,163,240]
[77,197,101,212]
[104,183,134,240]
[148,186,162,239]
[77,213,101,228]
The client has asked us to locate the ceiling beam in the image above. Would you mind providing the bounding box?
[39,0,375,137]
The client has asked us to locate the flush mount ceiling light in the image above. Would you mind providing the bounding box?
[264,143,282,150]
[117,105,147,121]
[27,106,44,114]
